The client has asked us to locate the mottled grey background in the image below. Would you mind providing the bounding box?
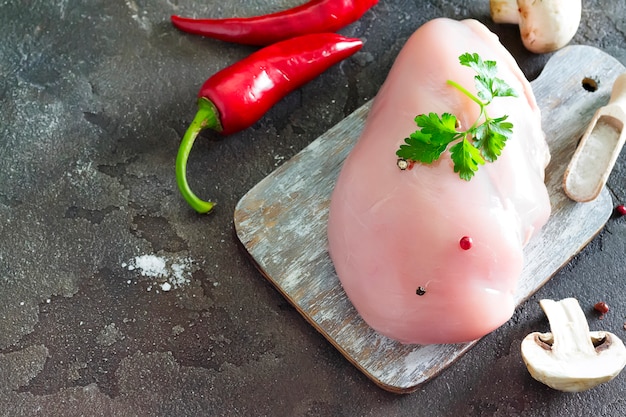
[1,1,625,416]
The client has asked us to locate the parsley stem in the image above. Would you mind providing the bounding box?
[447,79,490,133]
[446,80,486,108]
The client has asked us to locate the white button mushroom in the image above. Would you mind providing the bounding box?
[521,298,626,392]
[490,0,582,54]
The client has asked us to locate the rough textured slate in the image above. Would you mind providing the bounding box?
[234,45,624,393]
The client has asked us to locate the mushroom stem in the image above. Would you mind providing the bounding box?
[539,299,597,357]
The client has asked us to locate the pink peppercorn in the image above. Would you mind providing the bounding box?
[594,301,609,319]
[594,301,609,314]
[459,236,473,250]
[616,204,626,216]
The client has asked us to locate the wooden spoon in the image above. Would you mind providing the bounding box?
[563,73,626,202]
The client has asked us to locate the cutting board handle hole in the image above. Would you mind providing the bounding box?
[582,77,599,92]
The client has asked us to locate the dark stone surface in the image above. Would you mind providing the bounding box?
[1,1,625,416]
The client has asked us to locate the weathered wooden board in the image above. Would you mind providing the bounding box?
[234,45,624,393]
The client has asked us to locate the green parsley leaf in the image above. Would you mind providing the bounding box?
[449,138,485,181]
[396,130,448,164]
[459,53,496,79]
[473,115,513,162]
[395,52,519,181]
[491,77,518,99]
[415,112,459,145]
[459,52,518,104]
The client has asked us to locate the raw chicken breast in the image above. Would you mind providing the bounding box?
[327,18,551,345]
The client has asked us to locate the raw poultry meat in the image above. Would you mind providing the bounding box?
[326,18,551,345]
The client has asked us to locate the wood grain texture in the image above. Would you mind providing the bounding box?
[234,45,625,393]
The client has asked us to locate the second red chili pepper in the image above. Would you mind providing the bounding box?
[171,0,378,46]
[176,32,363,214]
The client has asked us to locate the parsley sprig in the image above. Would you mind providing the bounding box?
[396,52,518,180]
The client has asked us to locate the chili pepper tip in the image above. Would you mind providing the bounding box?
[176,98,221,214]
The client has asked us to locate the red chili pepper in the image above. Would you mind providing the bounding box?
[176,32,363,214]
[171,0,378,46]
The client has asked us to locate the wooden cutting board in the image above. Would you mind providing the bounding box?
[234,45,624,393]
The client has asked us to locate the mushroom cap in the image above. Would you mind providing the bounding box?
[490,0,520,24]
[517,0,582,54]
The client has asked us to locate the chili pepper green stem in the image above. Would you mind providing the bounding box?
[176,98,221,214]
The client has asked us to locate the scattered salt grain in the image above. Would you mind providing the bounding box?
[133,255,167,278]
[172,325,185,336]
[123,253,194,292]
[170,261,191,287]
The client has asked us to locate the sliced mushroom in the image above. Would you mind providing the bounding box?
[490,0,582,54]
[521,298,626,392]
